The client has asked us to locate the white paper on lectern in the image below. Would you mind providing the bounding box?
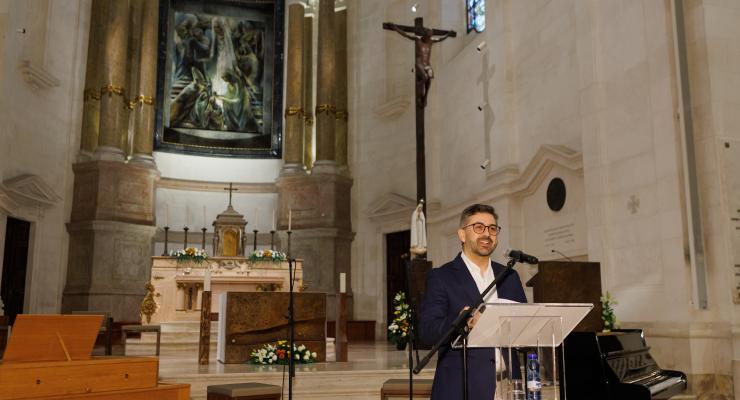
[453,303,592,348]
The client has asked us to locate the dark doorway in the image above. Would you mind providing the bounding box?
[1,217,31,326]
[386,230,410,339]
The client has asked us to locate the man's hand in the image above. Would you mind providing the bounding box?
[460,306,482,330]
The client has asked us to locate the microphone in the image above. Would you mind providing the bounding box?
[505,249,539,264]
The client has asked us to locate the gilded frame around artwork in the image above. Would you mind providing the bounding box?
[154,0,284,158]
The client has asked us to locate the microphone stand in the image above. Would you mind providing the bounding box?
[413,258,519,400]
[286,230,295,400]
[401,254,422,400]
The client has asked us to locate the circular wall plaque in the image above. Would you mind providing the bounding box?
[546,177,566,212]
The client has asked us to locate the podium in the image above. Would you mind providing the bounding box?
[457,303,592,400]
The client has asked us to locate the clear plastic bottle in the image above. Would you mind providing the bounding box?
[526,353,542,400]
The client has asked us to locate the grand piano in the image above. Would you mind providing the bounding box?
[562,329,687,399]
[528,261,687,399]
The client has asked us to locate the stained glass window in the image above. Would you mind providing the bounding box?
[466,0,485,33]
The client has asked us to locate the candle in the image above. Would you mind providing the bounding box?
[272,209,276,231]
[185,205,190,227]
[288,209,292,231]
[339,273,346,293]
[165,204,170,227]
[254,208,259,229]
[204,267,211,291]
[202,205,206,227]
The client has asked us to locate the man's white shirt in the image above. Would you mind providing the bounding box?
[460,251,508,372]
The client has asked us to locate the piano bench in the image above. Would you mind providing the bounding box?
[380,379,433,399]
[121,324,161,356]
[207,383,282,400]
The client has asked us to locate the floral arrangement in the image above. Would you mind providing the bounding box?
[248,249,287,263]
[601,291,619,332]
[388,291,412,349]
[249,340,317,365]
[171,247,208,264]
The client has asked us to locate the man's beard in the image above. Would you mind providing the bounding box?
[471,238,495,257]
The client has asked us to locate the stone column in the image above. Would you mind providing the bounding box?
[334,9,348,170]
[94,0,131,162]
[282,4,305,174]
[130,0,158,166]
[302,15,315,170]
[79,0,107,160]
[313,0,336,173]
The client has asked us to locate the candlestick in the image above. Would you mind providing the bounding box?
[288,209,292,231]
[287,230,292,258]
[162,226,170,256]
[339,272,346,293]
[201,227,207,249]
[183,227,189,249]
[253,229,258,251]
[270,230,276,250]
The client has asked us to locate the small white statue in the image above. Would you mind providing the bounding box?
[410,200,427,257]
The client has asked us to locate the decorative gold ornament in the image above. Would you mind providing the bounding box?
[315,104,336,115]
[128,94,155,110]
[334,109,348,121]
[304,115,315,126]
[83,88,101,102]
[140,283,159,324]
[285,106,304,117]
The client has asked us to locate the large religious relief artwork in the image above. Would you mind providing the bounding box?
[155,0,284,157]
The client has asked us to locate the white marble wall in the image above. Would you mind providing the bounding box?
[348,1,740,392]
[0,0,90,314]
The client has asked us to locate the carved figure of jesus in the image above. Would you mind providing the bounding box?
[386,23,454,107]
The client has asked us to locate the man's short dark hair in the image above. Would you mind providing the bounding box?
[459,204,498,227]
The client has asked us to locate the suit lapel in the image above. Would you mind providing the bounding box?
[451,254,483,306]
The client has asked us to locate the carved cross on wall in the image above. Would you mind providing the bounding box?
[382,17,456,213]
[224,182,238,207]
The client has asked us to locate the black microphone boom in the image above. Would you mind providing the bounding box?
[505,249,539,264]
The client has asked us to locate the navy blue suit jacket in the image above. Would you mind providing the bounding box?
[420,253,527,400]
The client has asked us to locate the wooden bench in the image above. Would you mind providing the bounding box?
[121,324,161,356]
[207,383,282,400]
[380,379,433,400]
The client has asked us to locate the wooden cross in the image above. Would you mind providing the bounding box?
[224,183,238,206]
[383,17,456,213]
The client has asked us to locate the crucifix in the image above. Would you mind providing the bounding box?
[223,182,238,207]
[383,17,456,213]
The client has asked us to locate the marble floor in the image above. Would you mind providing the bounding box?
[124,338,437,399]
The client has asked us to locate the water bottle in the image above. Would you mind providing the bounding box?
[526,353,542,400]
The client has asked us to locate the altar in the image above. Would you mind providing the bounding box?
[146,256,303,324]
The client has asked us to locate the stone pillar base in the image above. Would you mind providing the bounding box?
[64,160,160,322]
[93,145,126,162]
[276,170,353,317]
[280,163,306,176]
[129,153,156,167]
[312,160,338,175]
[63,220,157,322]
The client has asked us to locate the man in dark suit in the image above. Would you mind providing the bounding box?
[420,204,527,400]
